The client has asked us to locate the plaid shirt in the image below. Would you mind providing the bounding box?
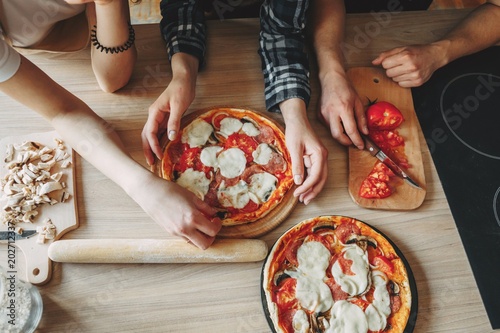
[160,0,310,111]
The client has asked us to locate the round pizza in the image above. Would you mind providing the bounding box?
[160,107,294,226]
[261,215,416,333]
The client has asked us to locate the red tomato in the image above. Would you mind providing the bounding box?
[372,255,395,274]
[224,133,258,163]
[366,101,404,131]
[359,178,392,199]
[369,130,405,149]
[175,147,210,175]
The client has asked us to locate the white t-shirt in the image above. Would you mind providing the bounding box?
[0,0,85,47]
[0,39,20,82]
[0,0,84,82]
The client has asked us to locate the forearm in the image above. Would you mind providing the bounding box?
[438,3,500,66]
[0,56,149,198]
[309,0,347,81]
[91,0,137,92]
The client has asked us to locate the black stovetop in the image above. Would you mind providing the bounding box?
[412,46,500,329]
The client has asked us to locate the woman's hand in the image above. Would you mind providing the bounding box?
[141,53,199,166]
[133,173,222,250]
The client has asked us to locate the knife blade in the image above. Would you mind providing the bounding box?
[0,229,38,241]
[362,134,422,189]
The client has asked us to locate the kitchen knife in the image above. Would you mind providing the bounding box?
[362,134,422,189]
[0,229,37,241]
[48,238,269,263]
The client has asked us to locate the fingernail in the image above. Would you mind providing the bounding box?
[168,130,177,140]
[294,175,303,185]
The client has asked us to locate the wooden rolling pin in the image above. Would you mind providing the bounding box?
[48,238,269,263]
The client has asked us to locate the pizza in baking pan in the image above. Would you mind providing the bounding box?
[261,215,417,333]
[161,107,294,226]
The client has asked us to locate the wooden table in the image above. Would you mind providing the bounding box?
[1,8,495,333]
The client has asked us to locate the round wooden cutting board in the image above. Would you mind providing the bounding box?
[151,107,298,238]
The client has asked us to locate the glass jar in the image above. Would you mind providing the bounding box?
[0,266,43,333]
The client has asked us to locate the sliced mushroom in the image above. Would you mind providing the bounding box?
[345,234,377,250]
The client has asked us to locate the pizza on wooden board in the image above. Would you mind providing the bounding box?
[160,107,294,226]
[262,215,416,333]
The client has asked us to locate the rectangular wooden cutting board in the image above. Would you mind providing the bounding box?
[347,67,426,210]
[0,131,78,284]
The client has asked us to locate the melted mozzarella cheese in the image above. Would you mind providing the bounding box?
[325,300,369,333]
[219,117,242,136]
[176,168,211,199]
[365,271,391,332]
[217,180,249,209]
[200,146,222,169]
[181,118,214,147]
[217,148,247,178]
[248,172,277,203]
[292,309,310,333]
[286,241,333,313]
[252,143,273,165]
[242,122,260,136]
[331,244,370,296]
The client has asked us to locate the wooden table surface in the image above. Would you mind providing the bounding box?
[1,8,495,333]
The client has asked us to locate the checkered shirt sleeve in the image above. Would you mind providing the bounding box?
[258,0,311,111]
[160,0,207,65]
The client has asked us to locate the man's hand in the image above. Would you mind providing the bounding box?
[318,71,368,149]
[372,43,447,88]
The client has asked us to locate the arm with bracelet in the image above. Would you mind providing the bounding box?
[67,0,138,92]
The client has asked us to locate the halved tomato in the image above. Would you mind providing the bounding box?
[366,101,404,131]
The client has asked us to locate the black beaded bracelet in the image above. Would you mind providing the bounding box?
[90,23,135,54]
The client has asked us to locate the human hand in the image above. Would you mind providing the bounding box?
[141,75,195,166]
[135,173,222,250]
[280,99,328,205]
[372,43,446,88]
[142,53,198,166]
[318,71,368,149]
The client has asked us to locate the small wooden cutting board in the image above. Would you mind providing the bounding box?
[347,67,426,210]
[0,131,78,284]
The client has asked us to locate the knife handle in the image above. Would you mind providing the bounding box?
[363,135,380,156]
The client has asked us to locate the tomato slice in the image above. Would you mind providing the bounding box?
[372,255,395,274]
[175,147,211,176]
[366,101,404,131]
[224,133,258,163]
